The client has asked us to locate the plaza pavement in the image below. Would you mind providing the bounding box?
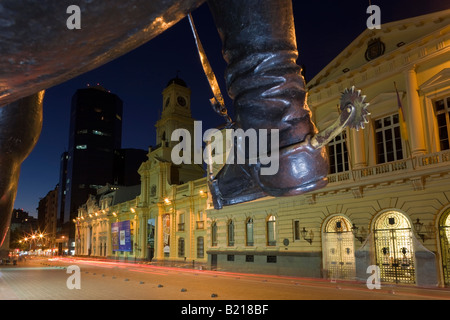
[1,256,450,301]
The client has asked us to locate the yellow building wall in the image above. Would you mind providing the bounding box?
[204,9,450,286]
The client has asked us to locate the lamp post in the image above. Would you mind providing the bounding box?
[413,218,426,242]
[351,224,367,243]
[300,227,313,245]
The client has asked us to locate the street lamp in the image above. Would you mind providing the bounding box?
[300,227,313,245]
[351,224,367,243]
[413,218,426,242]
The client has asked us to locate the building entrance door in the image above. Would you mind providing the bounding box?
[374,211,415,284]
[323,216,355,280]
[439,209,450,286]
[147,218,155,261]
[211,254,217,271]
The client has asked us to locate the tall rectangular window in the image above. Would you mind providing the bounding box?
[328,132,349,174]
[228,220,235,246]
[375,114,403,164]
[293,220,300,241]
[267,216,276,246]
[178,238,185,258]
[211,222,218,247]
[246,218,254,246]
[197,236,204,259]
[178,213,185,231]
[435,97,450,151]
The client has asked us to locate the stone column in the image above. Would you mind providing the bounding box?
[350,128,367,169]
[139,212,147,260]
[404,66,426,156]
[155,210,163,260]
[170,211,176,259]
[106,219,112,258]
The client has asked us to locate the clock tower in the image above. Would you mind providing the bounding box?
[139,77,204,204]
[156,77,195,149]
[162,77,191,117]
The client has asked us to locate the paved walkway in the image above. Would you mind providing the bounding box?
[1,257,450,301]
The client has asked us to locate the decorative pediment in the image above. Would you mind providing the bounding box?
[419,68,450,94]
[308,9,450,88]
[368,92,401,106]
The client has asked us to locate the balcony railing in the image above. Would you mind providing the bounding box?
[327,150,450,185]
[417,150,450,167]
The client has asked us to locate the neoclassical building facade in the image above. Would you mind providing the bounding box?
[76,9,450,287]
[75,78,209,266]
[206,9,450,286]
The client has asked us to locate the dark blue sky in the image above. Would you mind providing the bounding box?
[14,0,449,217]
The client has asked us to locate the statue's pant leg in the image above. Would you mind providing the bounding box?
[0,93,43,256]
[207,0,329,208]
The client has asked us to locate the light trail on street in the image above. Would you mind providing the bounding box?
[43,256,450,301]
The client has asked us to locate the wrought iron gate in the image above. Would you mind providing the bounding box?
[439,225,450,286]
[374,228,415,284]
[325,232,356,280]
[323,216,355,281]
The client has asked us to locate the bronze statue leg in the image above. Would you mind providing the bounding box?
[0,92,44,257]
[207,0,329,209]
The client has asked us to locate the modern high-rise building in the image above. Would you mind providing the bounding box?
[57,152,68,230]
[62,85,124,253]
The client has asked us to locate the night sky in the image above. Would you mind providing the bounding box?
[14,0,450,217]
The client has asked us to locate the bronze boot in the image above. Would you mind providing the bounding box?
[207,0,329,209]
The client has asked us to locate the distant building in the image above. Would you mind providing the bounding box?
[37,186,59,249]
[60,85,146,254]
[9,209,39,250]
[10,209,38,233]
[76,78,206,263]
[57,152,68,232]
[113,148,148,186]
[63,85,123,236]
[76,184,141,257]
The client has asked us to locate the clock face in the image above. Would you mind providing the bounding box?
[177,96,186,107]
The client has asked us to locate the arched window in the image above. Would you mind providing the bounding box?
[267,216,276,246]
[227,220,235,246]
[246,218,254,246]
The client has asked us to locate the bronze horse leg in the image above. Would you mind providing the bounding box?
[0,92,44,256]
